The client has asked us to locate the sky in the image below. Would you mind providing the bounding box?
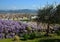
[0,0,60,10]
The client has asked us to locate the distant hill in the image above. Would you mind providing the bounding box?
[0,9,37,14]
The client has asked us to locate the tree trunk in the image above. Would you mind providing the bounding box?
[45,23,50,36]
[37,22,39,31]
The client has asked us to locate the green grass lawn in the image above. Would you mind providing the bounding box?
[0,38,39,42]
[0,39,12,42]
[0,36,60,42]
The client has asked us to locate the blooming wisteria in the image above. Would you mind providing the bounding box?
[0,20,39,39]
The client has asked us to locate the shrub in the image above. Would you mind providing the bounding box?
[21,33,29,40]
[39,39,60,42]
[28,32,36,39]
[35,32,41,38]
[55,30,60,35]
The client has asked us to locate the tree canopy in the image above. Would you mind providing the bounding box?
[37,4,60,24]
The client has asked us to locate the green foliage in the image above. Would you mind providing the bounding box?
[37,5,53,23]
[56,4,60,15]
[55,30,60,35]
[35,32,41,38]
[39,39,60,42]
[21,32,36,40]
[37,4,60,24]
[28,32,36,39]
[21,32,45,40]
[51,4,60,24]
[34,32,45,38]
[37,4,60,36]
[22,34,29,40]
